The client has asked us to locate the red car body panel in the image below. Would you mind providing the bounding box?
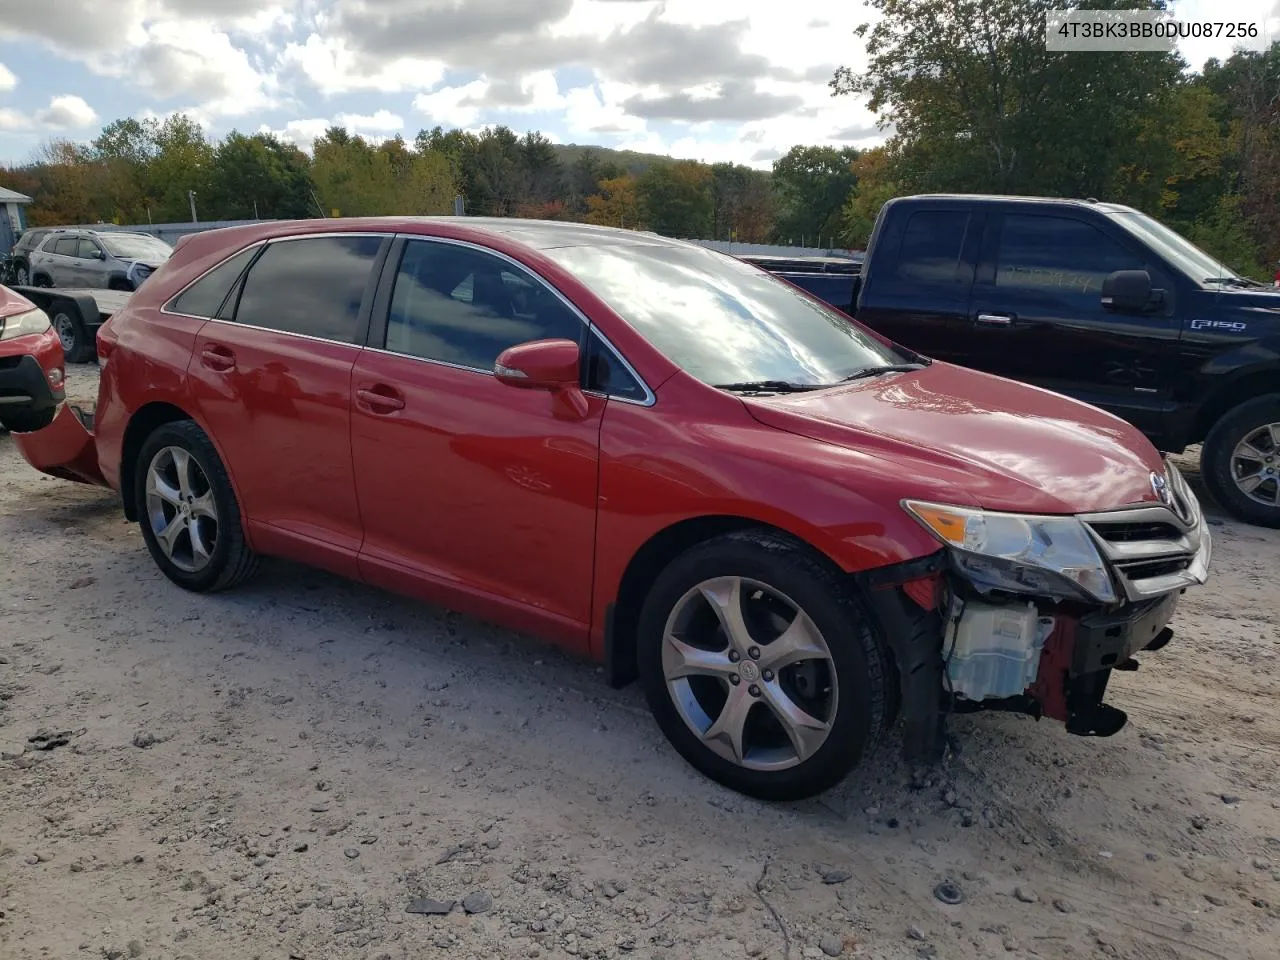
[10,217,1176,665]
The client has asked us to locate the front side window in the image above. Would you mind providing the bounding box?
[76,239,101,260]
[384,240,584,371]
[233,235,383,344]
[995,215,1144,301]
[541,241,908,388]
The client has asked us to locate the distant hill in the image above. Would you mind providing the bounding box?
[549,143,677,175]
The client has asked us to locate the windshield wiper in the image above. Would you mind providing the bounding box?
[1204,276,1265,288]
[713,380,826,394]
[837,363,928,383]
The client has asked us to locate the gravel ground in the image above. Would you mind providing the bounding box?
[1,362,1278,960]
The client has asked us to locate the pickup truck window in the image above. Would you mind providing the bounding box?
[995,214,1143,300]
[897,210,971,285]
[543,242,907,388]
[1107,209,1237,285]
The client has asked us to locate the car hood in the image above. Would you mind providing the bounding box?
[0,283,38,319]
[743,362,1168,515]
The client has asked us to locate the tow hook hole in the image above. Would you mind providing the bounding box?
[1104,626,1123,638]
[1100,653,1118,666]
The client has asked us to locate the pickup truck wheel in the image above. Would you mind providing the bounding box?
[637,530,890,800]
[1202,394,1280,528]
[135,420,260,592]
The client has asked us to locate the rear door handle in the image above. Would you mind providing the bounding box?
[356,384,406,413]
[200,345,236,371]
[975,313,1015,327]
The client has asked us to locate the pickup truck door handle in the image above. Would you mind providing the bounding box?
[200,345,236,371]
[356,384,406,413]
[975,313,1015,327]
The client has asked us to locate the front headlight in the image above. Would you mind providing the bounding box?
[0,307,51,342]
[903,500,1117,603]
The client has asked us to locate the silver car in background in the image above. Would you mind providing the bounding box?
[28,229,173,291]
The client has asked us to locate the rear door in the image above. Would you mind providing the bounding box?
[186,233,391,579]
[45,237,80,285]
[855,205,981,362]
[966,211,1181,434]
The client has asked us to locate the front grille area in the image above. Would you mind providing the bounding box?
[1080,463,1211,602]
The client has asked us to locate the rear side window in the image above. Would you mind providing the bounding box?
[895,210,972,285]
[51,237,77,256]
[168,246,259,318]
[233,236,383,344]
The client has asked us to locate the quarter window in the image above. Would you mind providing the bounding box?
[233,236,383,344]
[385,240,584,371]
[167,246,259,319]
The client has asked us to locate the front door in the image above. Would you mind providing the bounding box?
[351,236,603,645]
[186,233,389,578]
[966,211,1181,438]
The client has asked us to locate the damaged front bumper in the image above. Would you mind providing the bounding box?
[862,464,1211,759]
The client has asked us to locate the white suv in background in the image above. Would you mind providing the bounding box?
[28,229,173,291]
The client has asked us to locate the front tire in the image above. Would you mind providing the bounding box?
[15,265,29,285]
[1202,394,1280,528]
[637,529,891,801]
[135,420,259,592]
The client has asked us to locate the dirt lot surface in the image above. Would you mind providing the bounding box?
[2,363,1279,960]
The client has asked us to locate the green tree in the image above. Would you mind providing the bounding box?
[839,147,900,249]
[585,174,642,229]
[833,0,1184,198]
[770,146,858,244]
[637,161,713,238]
[209,132,315,220]
[147,114,215,222]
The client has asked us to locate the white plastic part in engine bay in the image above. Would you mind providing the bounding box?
[943,599,1056,701]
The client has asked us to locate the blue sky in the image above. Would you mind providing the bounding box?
[1,0,1277,169]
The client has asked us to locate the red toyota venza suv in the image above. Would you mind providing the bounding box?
[15,218,1211,800]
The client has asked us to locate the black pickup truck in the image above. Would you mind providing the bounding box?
[754,195,1280,528]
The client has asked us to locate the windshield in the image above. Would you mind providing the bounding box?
[541,241,907,387]
[99,234,172,260]
[1107,209,1236,284]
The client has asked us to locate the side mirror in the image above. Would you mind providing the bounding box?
[495,338,589,418]
[1101,270,1152,313]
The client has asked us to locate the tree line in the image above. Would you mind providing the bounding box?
[1,0,1277,277]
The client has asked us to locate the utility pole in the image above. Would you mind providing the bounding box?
[188,190,198,224]
[253,198,259,219]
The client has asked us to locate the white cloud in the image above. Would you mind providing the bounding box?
[0,63,16,93]
[257,117,333,151]
[334,109,404,134]
[411,79,491,129]
[279,33,447,95]
[0,94,98,132]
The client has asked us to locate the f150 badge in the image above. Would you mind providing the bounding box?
[1189,319,1248,332]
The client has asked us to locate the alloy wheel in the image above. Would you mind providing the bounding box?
[144,446,219,573]
[661,576,838,771]
[1230,422,1280,507]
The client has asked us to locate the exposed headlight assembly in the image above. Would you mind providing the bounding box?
[903,500,1117,604]
[0,307,52,342]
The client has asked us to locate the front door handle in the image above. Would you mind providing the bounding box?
[975,313,1015,327]
[356,384,406,413]
[200,345,236,371]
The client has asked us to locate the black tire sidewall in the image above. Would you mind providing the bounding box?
[637,534,886,801]
[52,309,90,364]
[1202,394,1280,528]
[134,422,242,591]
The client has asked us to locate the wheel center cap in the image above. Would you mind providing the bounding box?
[738,660,759,683]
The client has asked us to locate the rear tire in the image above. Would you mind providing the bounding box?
[15,264,29,285]
[135,420,260,592]
[637,529,891,801]
[32,273,52,288]
[1201,394,1280,528]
